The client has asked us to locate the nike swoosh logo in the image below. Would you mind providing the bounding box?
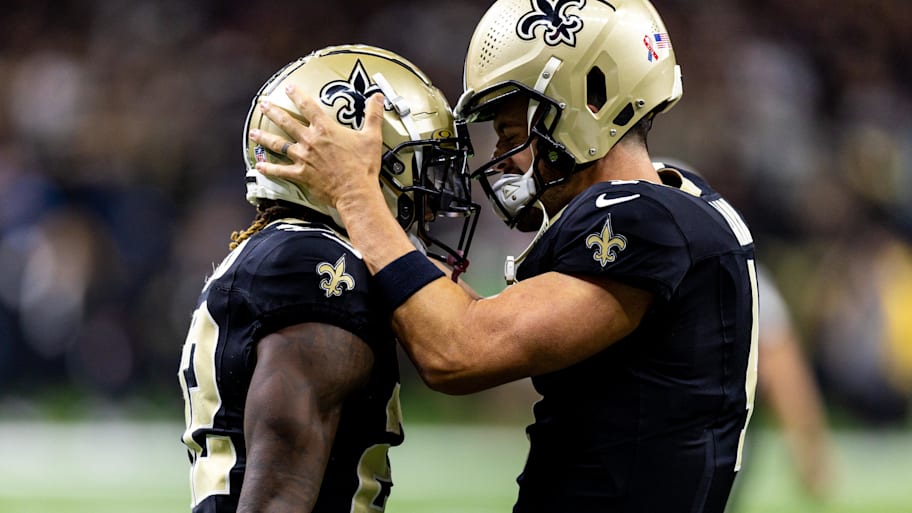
[595,193,641,208]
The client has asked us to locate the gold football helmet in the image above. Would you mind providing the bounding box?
[456,0,684,226]
[244,44,479,268]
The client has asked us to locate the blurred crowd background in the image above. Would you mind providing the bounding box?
[0,0,910,436]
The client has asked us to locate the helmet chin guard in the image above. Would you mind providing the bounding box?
[491,169,537,223]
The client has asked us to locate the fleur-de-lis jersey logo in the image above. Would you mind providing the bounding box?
[517,0,586,47]
[319,60,384,130]
[586,214,628,267]
[317,255,355,298]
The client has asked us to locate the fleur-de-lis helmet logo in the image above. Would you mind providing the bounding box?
[317,255,355,298]
[586,214,628,267]
[517,0,586,47]
[319,60,384,130]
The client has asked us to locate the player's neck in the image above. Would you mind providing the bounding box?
[589,143,659,185]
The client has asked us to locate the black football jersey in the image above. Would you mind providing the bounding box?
[177,219,403,513]
[513,167,758,513]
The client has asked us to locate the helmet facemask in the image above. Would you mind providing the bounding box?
[459,82,580,229]
[380,122,480,274]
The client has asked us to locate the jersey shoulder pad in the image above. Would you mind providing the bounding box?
[251,221,369,298]
[548,182,691,299]
[233,222,375,337]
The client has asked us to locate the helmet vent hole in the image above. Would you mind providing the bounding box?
[480,24,507,69]
[612,103,635,126]
[478,6,521,70]
[586,67,607,112]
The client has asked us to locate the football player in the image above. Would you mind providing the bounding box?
[177,45,476,513]
[251,1,759,512]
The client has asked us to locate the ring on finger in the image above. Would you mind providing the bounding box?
[280,141,295,156]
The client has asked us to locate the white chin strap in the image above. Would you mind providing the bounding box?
[504,199,551,285]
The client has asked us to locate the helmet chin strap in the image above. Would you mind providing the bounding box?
[504,199,551,285]
[499,56,562,285]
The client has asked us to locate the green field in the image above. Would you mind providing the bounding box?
[0,421,909,513]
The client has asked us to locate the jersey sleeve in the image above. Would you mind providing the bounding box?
[549,189,691,301]
[240,229,376,343]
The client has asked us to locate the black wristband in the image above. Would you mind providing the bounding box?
[372,250,445,311]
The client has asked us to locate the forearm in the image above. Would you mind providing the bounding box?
[395,274,646,395]
[762,335,828,442]
[759,333,831,494]
[335,189,498,391]
[430,258,482,299]
[336,192,647,394]
[335,186,417,273]
[392,282,526,394]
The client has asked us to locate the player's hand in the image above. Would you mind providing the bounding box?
[249,85,385,211]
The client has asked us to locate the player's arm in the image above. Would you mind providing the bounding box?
[755,266,832,497]
[758,321,832,497]
[252,92,651,394]
[259,149,648,394]
[395,269,652,394]
[237,322,373,513]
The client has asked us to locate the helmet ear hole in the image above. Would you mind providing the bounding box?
[586,67,607,112]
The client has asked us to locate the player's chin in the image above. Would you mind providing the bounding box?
[513,206,544,232]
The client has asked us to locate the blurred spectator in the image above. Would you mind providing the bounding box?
[759,266,833,496]
[811,216,912,424]
[726,265,834,513]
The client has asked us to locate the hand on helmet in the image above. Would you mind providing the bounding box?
[249,85,385,210]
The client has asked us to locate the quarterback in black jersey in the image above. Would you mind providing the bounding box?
[252,2,758,512]
[510,164,757,512]
[179,45,476,513]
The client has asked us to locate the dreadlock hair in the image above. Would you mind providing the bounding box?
[229,199,335,250]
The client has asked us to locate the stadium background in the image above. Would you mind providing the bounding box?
[0,1,910,512]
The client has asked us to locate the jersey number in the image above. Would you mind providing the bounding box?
[350,383,403,512]
[736,260,759,471]
[709,198,759,471]
[178,302,237,506]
